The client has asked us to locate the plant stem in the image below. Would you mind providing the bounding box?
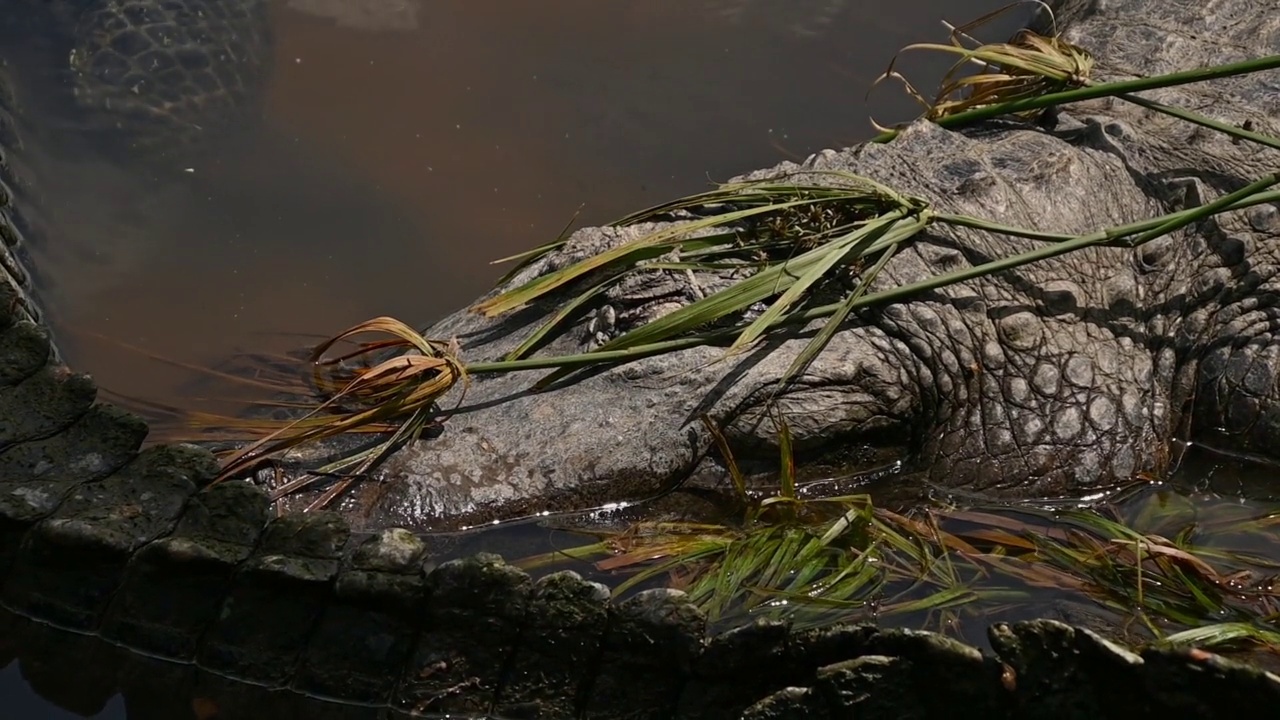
[871,54,1280,143]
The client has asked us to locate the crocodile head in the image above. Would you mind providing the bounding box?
[269,0,1280,532]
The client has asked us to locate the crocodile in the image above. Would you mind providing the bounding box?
[3,0,1280,717]
[249,0,1280,534]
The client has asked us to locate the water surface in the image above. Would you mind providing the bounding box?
[32,0,1012,410]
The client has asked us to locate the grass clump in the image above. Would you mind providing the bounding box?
[474,169,1280,394]
[868,2,1280,147]
[519,417,1280,656]
[476,173,932,389]
[521,414,995,626]
[208,316,468,510]
[871,2,1094,127]
[469,9,1280,387]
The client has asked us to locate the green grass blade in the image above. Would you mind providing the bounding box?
[1115,93,1280,151]
[778,414,796,502]
[781,235,905,387]
[1161,623,1280,651]
[700,413,748,500]
[475,198,828,316]
[728,213,908,354]
[490,205,583,285]
[465,186,1280,389]
[503,272,623,361]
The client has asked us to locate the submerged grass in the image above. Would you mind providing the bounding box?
[518,417,1280,656]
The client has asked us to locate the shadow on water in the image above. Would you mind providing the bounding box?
[12,0,1280,718]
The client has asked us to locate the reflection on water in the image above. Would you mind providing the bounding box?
[1,665,120,719]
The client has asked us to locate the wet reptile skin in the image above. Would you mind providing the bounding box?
[0,2,1279,716]
[6,0,271,146]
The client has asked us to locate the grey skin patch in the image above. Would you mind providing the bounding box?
[1053,406,1085,443]
[1038,280,1084,317]
[996,312,1044,351]
[1031,363,1062,397]
[1064,355,1094,389]
[1088,396,1118,432]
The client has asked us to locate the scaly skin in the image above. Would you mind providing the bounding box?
[4,0,270,150]
[2,1,1280,715]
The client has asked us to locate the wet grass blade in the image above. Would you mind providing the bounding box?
[777,414,797,502]
[211,317,469,499]
[701,414,748,500]
[1161,624,1280,653]
[781,238,903,387]
[529,411,1280,645]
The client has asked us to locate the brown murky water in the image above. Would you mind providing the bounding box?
[13,1,1280,718]
[33,0,1015,410]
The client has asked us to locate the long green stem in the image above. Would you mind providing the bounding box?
[1115,93,1280,150]
[871,54,1280,143]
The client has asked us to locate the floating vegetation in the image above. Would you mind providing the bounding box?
[517,416,1280,658]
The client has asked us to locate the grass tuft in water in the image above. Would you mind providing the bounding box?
[206,316,469,510]
[516,415,1280,655]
